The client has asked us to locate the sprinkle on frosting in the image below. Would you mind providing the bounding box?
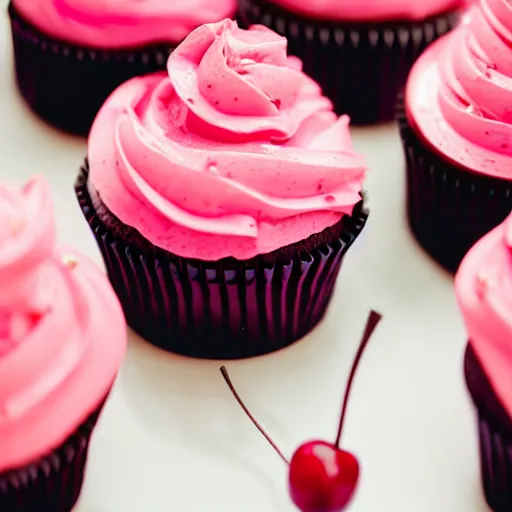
[11,0,236,48]
[406,0,512,178]
[265,0,466,22]
[0,176,126,473]
[475,271,490,299]
[62,254,78,269]
[89,19,366,261]
[456,211,512,419]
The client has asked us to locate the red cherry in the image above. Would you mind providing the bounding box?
[289,441,359,512]
[221,311,381,512]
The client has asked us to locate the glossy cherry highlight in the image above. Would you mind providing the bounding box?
[221,310,382,512]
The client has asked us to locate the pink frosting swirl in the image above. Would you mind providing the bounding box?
[438,0,512,155]
[266,0,467,22]
[0,177,126,472]
[12,0,236,48]
[89,20,366,261]
[456,211,512,418]
[0,181,54,359]
[406,0,512,178]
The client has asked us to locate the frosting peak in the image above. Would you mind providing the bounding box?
[438,0,512,154]
[456,212,512,418]
[89,20,366,261]
[168,20,332,140]
[0,177,126,472]
[406,1,512,178]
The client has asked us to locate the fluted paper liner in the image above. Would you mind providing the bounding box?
[465,344,512,512]
[76,162,368,359]
[0,396,108,511]
[8,2,173,136]
[397,95,512,273]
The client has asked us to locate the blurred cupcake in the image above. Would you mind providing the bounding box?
[456,211,512,511]
[398,0,512,273]
[238,0,468,124]
[76,19,368,360]
[8,0,236,135]
[0,177,126,510]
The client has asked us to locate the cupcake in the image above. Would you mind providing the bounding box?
[8,0,236,136]
[238,0,468,124]
[76,19,368,360]
[0,177,126,510]
[456,211,512,511]
[398,0,512,273]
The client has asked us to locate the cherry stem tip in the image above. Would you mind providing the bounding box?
[220,366,289,465]
[334,310,382,448]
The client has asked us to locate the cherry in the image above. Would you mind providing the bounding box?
[221,310,382,512]
[288,441,359,512]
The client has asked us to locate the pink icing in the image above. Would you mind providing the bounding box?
[12,0,236,48]
[266,0,466,22]
[406,0,512,179]
[456,211,512,419]
[0,177,126,473]
[88,20,366,261]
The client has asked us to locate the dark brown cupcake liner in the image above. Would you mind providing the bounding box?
[0,395,108,511]
[238,0,459,125]
[8,3,174,136]
[397,96,512,273]
[464,343,512,512]
[76,162,368,359]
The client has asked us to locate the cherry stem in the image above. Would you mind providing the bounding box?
[220,366,289,465]
[334,310,382,448]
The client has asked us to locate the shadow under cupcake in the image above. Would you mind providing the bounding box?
[76,19,369,360]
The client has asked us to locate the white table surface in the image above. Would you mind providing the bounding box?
[0,4,488,512]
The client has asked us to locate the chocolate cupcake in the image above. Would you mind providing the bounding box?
[398,0,512,273]
[0,177,126,510]
[238,0,467,124]
[77,19,368,360]
[456,211,512,511]
[8,0,236,136]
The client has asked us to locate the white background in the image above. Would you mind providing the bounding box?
[0,4,489,512]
